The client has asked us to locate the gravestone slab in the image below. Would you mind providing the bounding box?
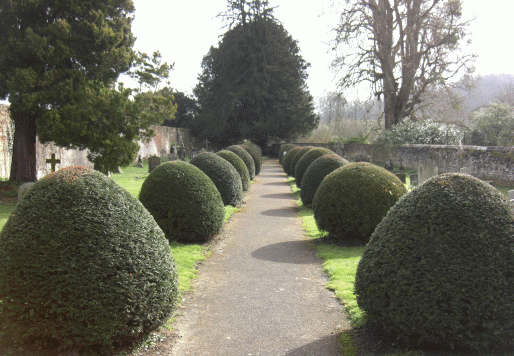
[384,159,394,171]
[395,172,406,184]
[148,156,161,173]
[18,182,35,201]
[419,162,438,184]
[460,167,472,175]
[409,173,419,187]
[508,190,514,201]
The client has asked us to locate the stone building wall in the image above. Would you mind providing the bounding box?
[0,104,13,178]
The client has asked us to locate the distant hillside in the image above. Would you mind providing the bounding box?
[461,73,514,111]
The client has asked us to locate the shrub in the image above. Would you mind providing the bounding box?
[0,167,179,354]
[294,147,334,187]
[279,144,297,164]
[282,146,301,175]
[300,154,349,206]
[245,141,262,156]
[355,173,514,351]
[190,152,244,207]
[312,162,407,244]
[139,161,225,243]
[217,150,250,191]
[240,143,261,176]
[227,145,256,180]
[289,146,314,180]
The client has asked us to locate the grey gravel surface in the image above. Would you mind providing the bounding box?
[170,159,349,356]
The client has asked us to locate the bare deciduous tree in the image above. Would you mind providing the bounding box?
[331,0,475,129]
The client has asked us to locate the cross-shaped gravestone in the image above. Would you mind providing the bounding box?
[46,153,61,172]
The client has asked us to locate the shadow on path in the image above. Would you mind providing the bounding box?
[260,193,295,200]
[261,207,299,217]
[285,334,342,356]
[251,240,318,264]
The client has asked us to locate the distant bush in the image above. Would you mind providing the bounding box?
[289,146,314,181]
[294,147,334,187]
[240,144,261,176]
[355,173,514,351]
[190,152,244,207]
[300,154,349,206]
[376,118,461,145]
[312,162,407,243]
[139,161,225,243]
[227,145,256,180]
[282,146,301,175]
[0,167,179,354]
[217,150,250,191]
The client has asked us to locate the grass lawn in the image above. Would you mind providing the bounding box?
[287,176,514,356]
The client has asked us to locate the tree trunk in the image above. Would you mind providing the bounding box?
[9,111,37,182]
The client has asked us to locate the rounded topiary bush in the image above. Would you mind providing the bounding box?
[312,162,407,243]
[282,146,301,175]
[0,167,179,354]
[139,161,225,243]
[217,149,250,191]
[279,143,296,164]
[246,141,262,156]
[294,147,334,187]
[355,173,514,351]
[240,144,261,176]
[227,145,256,180]
[300,154,349,207]
[290,146,314,180]
[190,152,244,207]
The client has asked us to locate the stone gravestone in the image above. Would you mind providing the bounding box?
[409,173,419,187]
[148,156,161,173]
[418,162,438,185]
[395,173,406,184]
[134,156,144,168]
[335,144,344,157]
[18,182,35,201]
[178,147,186,161]
[384,159,394,171]
[508,190,514,202]
[460,167,472,175]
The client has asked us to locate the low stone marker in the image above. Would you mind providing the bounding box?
[419,162,438,185]
[508,190,514,202]
[18,182,35,201]
[148,156,161,173]
[409,173,419,187]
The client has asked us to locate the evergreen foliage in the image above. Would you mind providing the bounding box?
[0,167,179,354]
[190,152,244,207]
[240,143,261,176]
[191,2,318,147]
[217,150,251,191]
[139,161,225,243]
[289,146,314,180]
[294,147,334,187]
[312,162,407,243]
[226,145,256,180]
[355,173,514,351]
[282,146,301,176]
[300,154,349,207]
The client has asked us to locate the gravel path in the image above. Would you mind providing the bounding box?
[170,159,349,356]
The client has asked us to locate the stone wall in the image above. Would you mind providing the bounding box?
[288,142,514,185]
[0,104,193,179]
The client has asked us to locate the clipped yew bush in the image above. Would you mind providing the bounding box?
[217,149,250,191]
[355,173,514,351]
[240,143,262,176]
[139,161,225,243]
[294,147,334,187]
[282,146,301,175]
[227,145,256,180]
[312,162,407,243]
[289,146,314,180]
[190,152,244,207]
[279,143,296,164]
[300,154,349,206]
[0,167,179,354]
[246,141,262,156]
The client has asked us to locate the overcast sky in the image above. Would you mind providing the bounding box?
[125,0,514,100]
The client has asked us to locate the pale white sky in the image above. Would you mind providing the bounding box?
[126,0,514,100]
[1,0,512,105]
